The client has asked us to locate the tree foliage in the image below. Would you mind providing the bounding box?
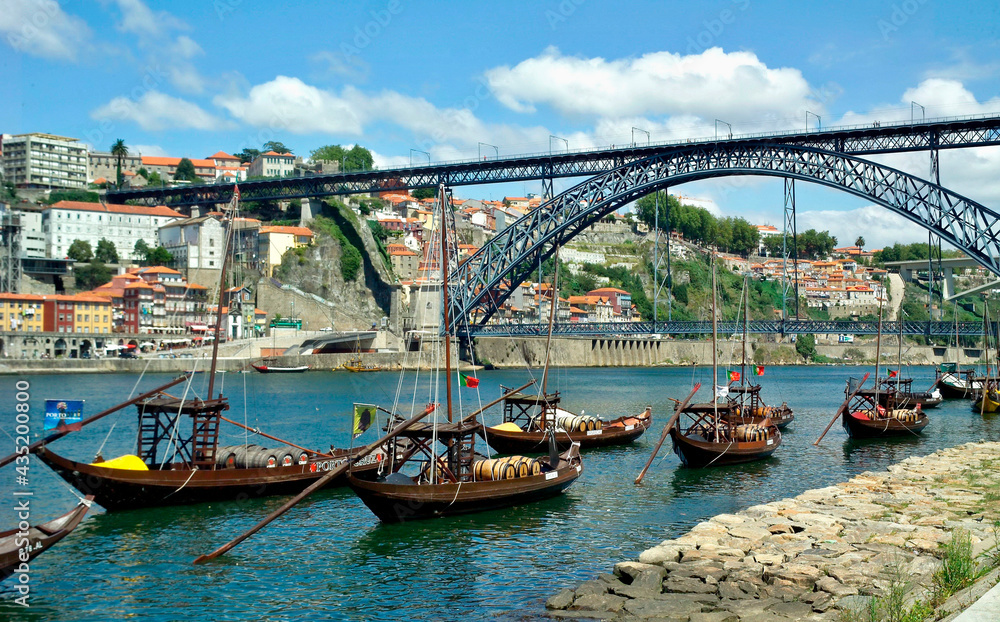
[412,188,435,200]
[110,138,129,187]
[46,189,100,204]
[134,239,150,260]
[795,333,817,360]
[74,260,111,290]
[761,228,837,259]
[174,158,198,182]
[147,246,174,266]
[309,144,374,171]
[873,242,963,264]
[95,238,119,263]
[262,141,292,154]
[634,191,760,256]
[236,148,260,164]
[66,239,93,262]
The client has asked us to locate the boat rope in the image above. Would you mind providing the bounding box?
[243,369,249,451]
[447,480,463,506]
[94,356,160,460]
[160,362,196,469]
[163,466,199,499]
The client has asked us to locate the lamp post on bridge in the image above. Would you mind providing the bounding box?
[806,111,821,131]
[631,127,650,147]
[549,135,569,154]
[911,101,925,124]
[478,142,498,160]
[715,120,732,140]
[409,149,430,167]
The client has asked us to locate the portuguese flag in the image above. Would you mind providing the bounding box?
[754,366,765,376]
[460,373,480,388]
[888,369,898,378]
[728,371,741,382]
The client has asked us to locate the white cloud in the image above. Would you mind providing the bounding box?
[91,91,234,131]
[214,76,364,135]
[131,144,169,157]
[101,0,187,37]
[0,0,92,61]
[798,205,930,250]
[483,47,818,122]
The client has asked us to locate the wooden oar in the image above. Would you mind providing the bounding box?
[814,372,870,446]
[0,374,189,470]
[193,402,437,564]
[635,383,701,485]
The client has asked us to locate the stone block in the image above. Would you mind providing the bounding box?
[571,592,626,613]
[689,612,738,622]
[545,588,575,610]
[664,576,718,594]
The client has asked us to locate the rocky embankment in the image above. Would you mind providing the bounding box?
[547,442,1000,621]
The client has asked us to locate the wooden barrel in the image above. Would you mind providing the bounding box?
[275,446,295,467]
[233,444,259,468]
[296,451,309,465]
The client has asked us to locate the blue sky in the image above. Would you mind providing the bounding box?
[2,0,1000,248]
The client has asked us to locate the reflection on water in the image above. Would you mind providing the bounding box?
[1,366,997,621]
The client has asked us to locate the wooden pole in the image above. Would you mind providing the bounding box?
[814,372,870,446]
[219,416,333,458]
[635,383,700,485]
[0,375,189,469]
[193,402,436,564]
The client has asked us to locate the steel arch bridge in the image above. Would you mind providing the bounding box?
[448,143,1000,334]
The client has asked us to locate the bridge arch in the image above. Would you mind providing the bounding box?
[449,143,1000,329]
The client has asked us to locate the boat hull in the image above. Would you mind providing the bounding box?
[669,429,779,468]
[481,410,651,454]
[841,412,929,439]
[973,392,1000,414]
[251,364,310,373]
[938,375,980,399]
[0,497,92,580]
[347,461,582,523]
[35,447,382,511]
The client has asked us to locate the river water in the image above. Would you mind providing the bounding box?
[1,365,997,621]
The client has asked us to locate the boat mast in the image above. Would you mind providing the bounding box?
[438,184,454,424]
[207,187,239,400]
[896,307,904,396]
[711,254,720,443]
[954,304,961,376]
[541,245,560,402]
[741,275,749,390]
[874,294,883,408]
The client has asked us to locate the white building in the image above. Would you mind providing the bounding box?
[12,205,46,258]
[248,151,295,178]
[208,151,247,182]
[42,201,184,260]
[1,133,88,189]
[158,215,226,271]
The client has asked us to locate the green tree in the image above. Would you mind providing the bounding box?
[66,239,93,262]
[74,260,111,290]
[174,158,198,182]
[95,238,119,264]
[46,189,100,204]
[412,188,436,200]
[855,235,865,253]
[262,141,292,154]
[309,144,374,171]
[728,217,761,256]
[134,239,150,262]
[795,333,817,360]
[110,138,129,187]
[147,246,174,266]
[236,148,260,164]
[2,175,15,202]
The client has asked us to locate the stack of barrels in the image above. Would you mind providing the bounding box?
[472,456,542,481]
[530,412,602,432]
[215,444,309,469]
[888,409,920,423]
[733,424,770,442]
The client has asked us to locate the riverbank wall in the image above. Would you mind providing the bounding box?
[545,442,1000,621]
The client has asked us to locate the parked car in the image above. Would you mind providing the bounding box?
[119,350,138,359]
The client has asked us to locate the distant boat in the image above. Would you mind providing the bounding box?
[1,496,93,581]
[842,377,929,438]
[251,359,310,373]
[341,357,382,372]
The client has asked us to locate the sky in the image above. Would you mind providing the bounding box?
[2,0,1000,249]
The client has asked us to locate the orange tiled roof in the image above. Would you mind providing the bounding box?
[47,201,183,219]
[259,226,314,236]
[141,156,216,168]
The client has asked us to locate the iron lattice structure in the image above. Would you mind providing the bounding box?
[109,115,1000,207]
[467,320,984,338]
[447,143,1000,332]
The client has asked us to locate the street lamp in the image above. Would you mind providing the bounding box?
[715,120,732,140]
[631,127,650,146]
[549,135,569,154]
[478,142,499,160]
[806,111,821,131]
[409,149,430,167]
[911,101,925,124]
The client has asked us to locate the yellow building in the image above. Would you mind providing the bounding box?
[258,226,314,276]
[0,293,46,332]
[69,294,114,334]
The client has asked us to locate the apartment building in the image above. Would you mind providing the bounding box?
[42,200,184,260]
[248,151,295,178]
[1,133,87,189]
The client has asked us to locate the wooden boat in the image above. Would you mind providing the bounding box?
[479,244,651,454]
[341,356,382,372]
[0,496,93,581]
[722,384,794,429]
[972,376,1000,413]
[669,255,780,468]
[29,188,383,511]
[936,364,981,398]
[251,358,310,373]
[482,387,651,453]
[842,377,929,438]
[346,184,582,522]
[855,377,943,409]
